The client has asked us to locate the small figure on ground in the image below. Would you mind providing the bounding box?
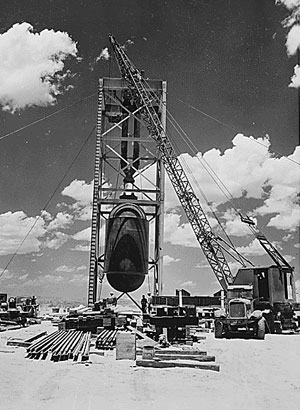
[108,292,117,307]
[141,295,147,313]
[158,333,170,348]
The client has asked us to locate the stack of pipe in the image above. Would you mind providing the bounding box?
[26,330,91,362]
[96,329,118,349]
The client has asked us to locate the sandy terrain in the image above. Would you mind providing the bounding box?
[0,322,299,410]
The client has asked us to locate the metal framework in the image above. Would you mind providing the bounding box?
[239,214,293,271]
[108,35,234,291]
[87,77,166,306]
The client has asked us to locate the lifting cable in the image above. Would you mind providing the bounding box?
[177,98,300,167]
[143,82,299,220]
[165,107,262,241]
[137,79,261,262]
[149,89,266,241]
[140,80,244,214]
[130,76,246,255]
[0,92,97,142]
[167,109,243,214]
[0,124,96,279]
[166,118,251,266]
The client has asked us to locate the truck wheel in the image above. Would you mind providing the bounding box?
[257,318,265,340]
[214,321,223,338]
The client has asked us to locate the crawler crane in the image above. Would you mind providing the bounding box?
[108,35,296,338]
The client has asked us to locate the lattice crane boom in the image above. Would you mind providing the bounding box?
[109,34,234,290]
[239,214,293,271]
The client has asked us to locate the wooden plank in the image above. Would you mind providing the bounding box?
[7,340,31,347]
[155,349,207,355]
[126,325,157,347]
[136,359,220,372]
[24,331,47,343]
[0,320,18,326]
[1,325,22,331]
[154,353,215,362]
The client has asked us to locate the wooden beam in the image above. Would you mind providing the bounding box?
[154,353,215,362]
[136,359,220,372]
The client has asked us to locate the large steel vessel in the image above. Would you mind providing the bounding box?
[104,203,149,293]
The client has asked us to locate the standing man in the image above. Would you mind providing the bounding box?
[108,292,117,307]
[141,295,147,313]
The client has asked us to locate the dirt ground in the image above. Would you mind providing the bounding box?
[0,322,299,410]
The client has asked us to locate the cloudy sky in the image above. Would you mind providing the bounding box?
[0,0,299,302]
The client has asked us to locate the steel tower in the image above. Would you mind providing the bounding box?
[87,77,167,306]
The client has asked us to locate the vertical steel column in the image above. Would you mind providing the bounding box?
[153,81,167,295]
[87,79,104,306]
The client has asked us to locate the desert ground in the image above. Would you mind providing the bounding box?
[0,322,299,410]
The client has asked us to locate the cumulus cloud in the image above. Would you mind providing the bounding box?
[0,211,46,255]
[72,227,91,242]
[44,232,69,250]
[55,264,74,273]
[47,212,73,231]
[0,22,78,112]
[61,179,93,220]
[96,47,110,62]
[267,209,300,231]
[236,239,267,256]
[276,0,300,26]
[72,244,90,252]
[176,135,300,232]
[163,255,181,266]
[276,1,300,87]
[222,209,255,237]
[0,208,77,256]
[286,24,300,55]
[289,64,300,88]
[164,212,198,248]
[145,135,299,234]
[62,179,92,204]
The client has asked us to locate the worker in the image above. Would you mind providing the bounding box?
[107,292,117,307]
[141,295,147,313]
[147,292,152,314]
[158,333,170,348]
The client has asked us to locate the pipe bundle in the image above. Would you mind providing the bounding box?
[26,330,91,362]
[96,329,118,349]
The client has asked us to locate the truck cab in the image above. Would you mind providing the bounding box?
[214,284,266,339]
[214,265,297,338]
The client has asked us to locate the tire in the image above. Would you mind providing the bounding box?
[257,318,266,340]
[214,321,224,339]
[274,322,283,334]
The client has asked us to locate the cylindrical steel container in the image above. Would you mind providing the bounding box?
[104,203,149,293]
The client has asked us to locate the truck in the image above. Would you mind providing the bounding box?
[214,265,297,339]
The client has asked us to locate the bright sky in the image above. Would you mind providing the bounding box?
[0,0,299,303]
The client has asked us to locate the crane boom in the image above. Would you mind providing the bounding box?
[239,214,293,270]
[109,35,234,290]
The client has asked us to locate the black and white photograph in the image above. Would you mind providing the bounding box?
[0,1,299,409]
